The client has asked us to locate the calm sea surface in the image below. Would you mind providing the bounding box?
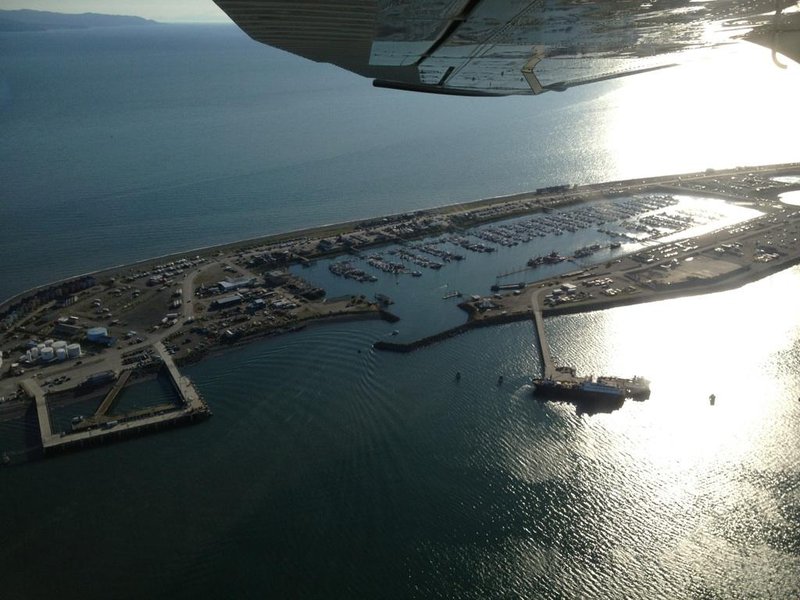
[1,24,799,599]
[2,24,799,302]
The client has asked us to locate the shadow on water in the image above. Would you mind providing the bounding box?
[1,403,44,466]
[22,402,40,451]
[534,395,627,416]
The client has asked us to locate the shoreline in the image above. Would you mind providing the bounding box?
[1,162,799,389]
[374,255,800,354]
[2,161,800,456]
[3,161,797,312]
[174,308,398,367]
[540,255,800,318]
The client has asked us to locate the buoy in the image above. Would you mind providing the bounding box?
[455,371,461,381]
[497,375,504,386]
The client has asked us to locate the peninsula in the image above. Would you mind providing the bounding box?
[2,162,799,458]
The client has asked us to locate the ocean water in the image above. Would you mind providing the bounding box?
[2,24,799,302]
[2,270,799,599]
[1,23,800,600]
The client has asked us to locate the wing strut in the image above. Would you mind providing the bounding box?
[521,54,544,95]
[773,0,788,68]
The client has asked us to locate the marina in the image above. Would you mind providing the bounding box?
[1,20,800,599]
[2,163,800,453]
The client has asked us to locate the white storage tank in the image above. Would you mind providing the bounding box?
[40,347,55,362]
[37,343,46,351]
[44,339,54,347]
[52,340,68,350]
[55,347,67,361]
[30,347,40,360]
[66,343,81,359]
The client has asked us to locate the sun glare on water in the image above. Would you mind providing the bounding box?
[577,266,800,495]
[602,43,800,176]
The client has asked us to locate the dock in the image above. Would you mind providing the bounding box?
[22,344,210,455]
[153,342,207,410]
[529,289,650,410]
[21,379,55,448]
[94,369,132,417]
[531,289,556,379]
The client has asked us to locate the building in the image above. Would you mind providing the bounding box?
[560,283,578,294]
[316,239,334,252]
[212,294,243,310]
[264,270,289,287]
[217,277,257,294]
[53,322,83,338]
[249,298,267,312]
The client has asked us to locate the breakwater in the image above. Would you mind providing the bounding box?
[373,311,531,353]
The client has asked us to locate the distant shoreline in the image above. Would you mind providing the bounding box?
[0,9,157,32]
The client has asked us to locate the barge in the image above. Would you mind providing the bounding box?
[532,370,650,413]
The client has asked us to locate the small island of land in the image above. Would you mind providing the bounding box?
[2,162,799,459]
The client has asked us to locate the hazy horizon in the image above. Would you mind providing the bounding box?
[0,1,229,23]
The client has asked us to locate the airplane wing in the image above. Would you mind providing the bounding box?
[213,0,800,95]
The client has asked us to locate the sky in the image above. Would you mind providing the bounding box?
[0,0,231,23]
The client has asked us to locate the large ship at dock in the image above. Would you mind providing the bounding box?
[596,375,651,399]
[573,243,602,258]
[533,371,650,406]
[527,251,566,267]
[533,378,625,402]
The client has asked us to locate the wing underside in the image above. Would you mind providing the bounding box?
[213,0,799,95]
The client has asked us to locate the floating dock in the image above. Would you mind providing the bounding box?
[23,344,210,455]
